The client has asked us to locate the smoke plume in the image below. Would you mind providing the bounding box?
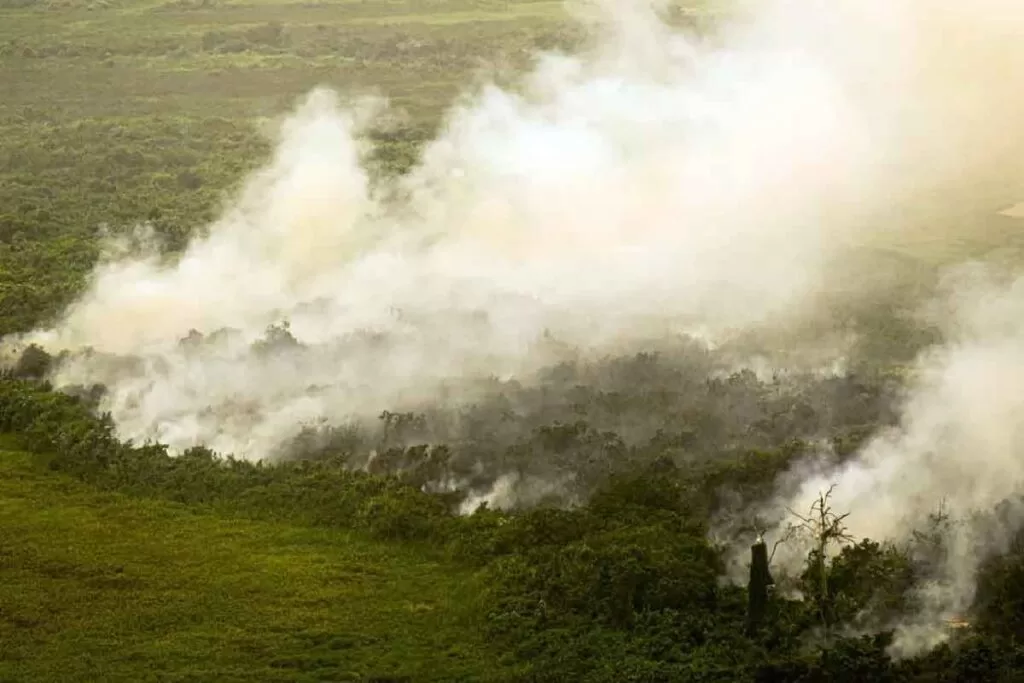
[756,265,1024,655]
[20,0,1024,459]
[10,0,1024,653]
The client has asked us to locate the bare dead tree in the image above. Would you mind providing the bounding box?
[786,484,854,633]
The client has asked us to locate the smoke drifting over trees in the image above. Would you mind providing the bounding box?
[7,0,1024,663]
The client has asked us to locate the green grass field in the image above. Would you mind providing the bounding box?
[0,446,511,682]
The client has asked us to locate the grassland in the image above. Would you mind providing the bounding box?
[0,445,512,682]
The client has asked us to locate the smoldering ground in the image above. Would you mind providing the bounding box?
[739,265,1024,656]
[7,0,1024,658]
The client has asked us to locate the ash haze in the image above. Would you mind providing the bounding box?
[10,0,1024,653]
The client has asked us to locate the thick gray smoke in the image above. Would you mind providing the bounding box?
[11,0,1024,653]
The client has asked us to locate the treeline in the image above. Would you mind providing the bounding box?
[4,364,1024,680]
[39,327,906,509]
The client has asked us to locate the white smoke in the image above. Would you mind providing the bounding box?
[5,0,1024,658]
[457,471,578,515]
[755,265,1024,656]
[12,0,1024,640]
[22,0,1024,461]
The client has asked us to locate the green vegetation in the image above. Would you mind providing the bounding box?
[0,447,506,682]
[2,368,1024,681]
[6,0,1024,680]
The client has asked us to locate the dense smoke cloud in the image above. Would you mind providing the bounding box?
[10,0,1024,652]
[22,0,1024,459]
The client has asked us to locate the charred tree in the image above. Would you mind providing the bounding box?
[747,537,774,634]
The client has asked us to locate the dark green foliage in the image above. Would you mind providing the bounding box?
[826,540,916,625]
[281,353,902,517]
[0,380,452,542]
[4,370,1024,680]
[9,343,53,379]
[816,634,898,683]
[975,532,1024,641]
